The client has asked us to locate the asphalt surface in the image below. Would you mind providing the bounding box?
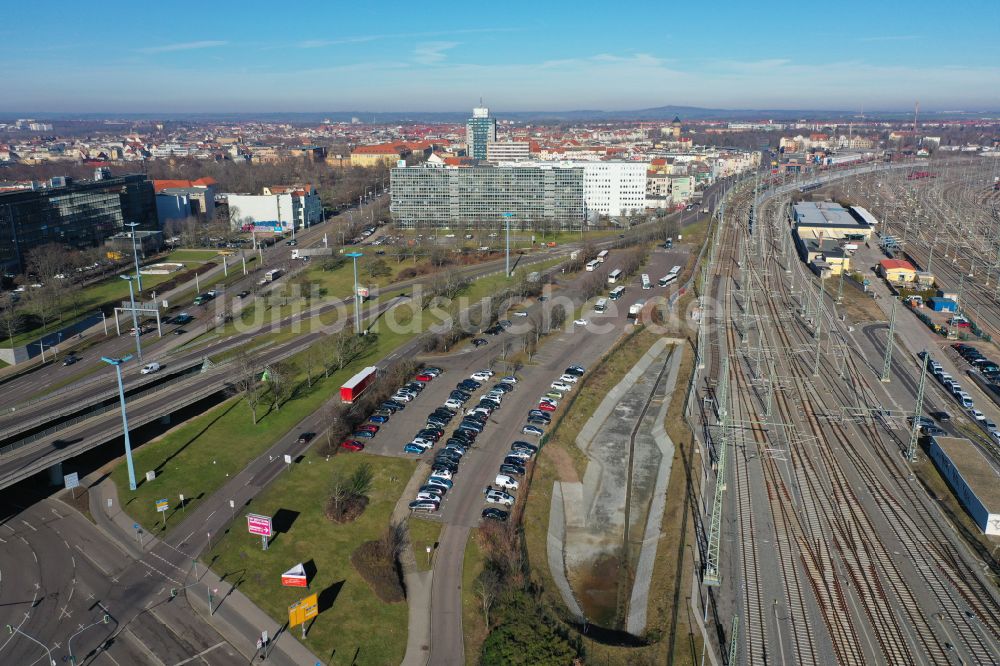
[410,246,687,664]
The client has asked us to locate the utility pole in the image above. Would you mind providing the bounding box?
[906,351,929,462]
[704,356,728,586]
[728,616,740,666]
[881,298,897,382]
[836,267,846,304]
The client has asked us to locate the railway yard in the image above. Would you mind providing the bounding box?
[695,161,1000,665]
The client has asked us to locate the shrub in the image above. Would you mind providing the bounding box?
[350,522,407,602]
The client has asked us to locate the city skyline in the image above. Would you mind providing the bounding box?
[3,0,1000,113]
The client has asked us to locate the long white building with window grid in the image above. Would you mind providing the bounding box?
[390,162,585,229]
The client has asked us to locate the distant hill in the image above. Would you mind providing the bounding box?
[5,106,997,124]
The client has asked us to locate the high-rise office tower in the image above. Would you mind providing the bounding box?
[465,106,496,159]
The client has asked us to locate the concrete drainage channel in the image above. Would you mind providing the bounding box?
[548,336,684,633]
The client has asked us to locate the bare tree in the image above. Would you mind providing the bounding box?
[234,354,264,424]
[264,361,295,411]
[302,343,324,387]
[474,570,500,628]
[0,295,23,346]
[550,304,567,331]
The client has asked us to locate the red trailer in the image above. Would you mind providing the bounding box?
[341,366,378,403]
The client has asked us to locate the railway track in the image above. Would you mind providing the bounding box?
[701,169,1000,665]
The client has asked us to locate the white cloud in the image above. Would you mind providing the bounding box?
[413,41,459,65]
[139,40,228,53]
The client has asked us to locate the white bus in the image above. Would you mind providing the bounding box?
[668,265,682,276]
[641,274,652,290]
[658,274,677,287]
[585,259,600,272]
[596,250,609,263]
[608,269,623,284]
[264,268,283,282]
[609,286,626,300]
[594,298,608,313]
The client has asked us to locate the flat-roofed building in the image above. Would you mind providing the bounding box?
[929,435,1000,535]
[390,162,584,229]
[792,201,873,242]
[486,141,531,162]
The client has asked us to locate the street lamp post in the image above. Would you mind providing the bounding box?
[102,354,137,491]
[121,275,142,362]
[502,212,514,277]
[67,615,110,666]
[346,252,363,335]
[126,221,143,291]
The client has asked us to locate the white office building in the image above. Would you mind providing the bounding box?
[504,161,648,218]
[486,141,531,162]
[226,185,322,233]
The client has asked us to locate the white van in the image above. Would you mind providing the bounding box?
[141,362,161,375]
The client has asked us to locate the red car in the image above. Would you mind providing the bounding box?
[358,424,380,433]
[537,402,557,412]
[341,439,365,452]
[415,373,434,382]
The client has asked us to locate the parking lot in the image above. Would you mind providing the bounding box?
[336,245,687,527]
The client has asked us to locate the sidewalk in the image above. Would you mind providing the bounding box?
[88,470,323,666]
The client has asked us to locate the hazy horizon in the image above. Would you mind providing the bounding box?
[4,0,999,113]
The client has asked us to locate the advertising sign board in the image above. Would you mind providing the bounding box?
[281,563,308,588]
[246,513,273,537]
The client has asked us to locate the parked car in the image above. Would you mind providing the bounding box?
[357,424,379,433]
[472,338,488,347]
[558,374,579,383]
[369,414,389,424]
[415,373,434,382]
[521,425,544,437]
[506,449,533,461]
[499,463,526,477]
[419,485,446,497]
[500,375,518,384]
[352,430,376,439]
[494,474,519,490]
[551,381,573,392]
[485,489,515,506]
[511,442,538,455]
[409,500,439,513]
[482,508,509,522]
[416,491,443,502]
[537,402,557,412]
[341,440,365,452]
[565,365,586,376]
[426,476,453,490]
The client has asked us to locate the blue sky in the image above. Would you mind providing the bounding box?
[3,0,999,113]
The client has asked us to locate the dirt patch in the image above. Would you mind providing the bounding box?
[838,280,885,324]
[58,487,95,524]
[573,553,622,629]
[543,444,580,483]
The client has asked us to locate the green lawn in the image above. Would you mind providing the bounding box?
[462,532,488,665]
[162,249,221,263]
[299,257,422,301]
[206,452,416,666]
[112,297,426,534]
[4,270,188,348]
[408,517,442,572]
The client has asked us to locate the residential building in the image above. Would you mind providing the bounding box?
[390,162,584,229]
[0,174,157,272]
[486,141,531,162]
[226,185,322,234]
[350,143,410,167]
[466,107,497,160]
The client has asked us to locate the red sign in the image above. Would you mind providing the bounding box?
[281,563,308,587]
[247,513,273,537]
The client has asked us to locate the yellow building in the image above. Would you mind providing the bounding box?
[878,259,917,283]
[350,144,409,167]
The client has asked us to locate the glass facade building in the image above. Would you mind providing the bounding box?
[0,174,157,272]
[390,164,586,229]
[465,107,497,160]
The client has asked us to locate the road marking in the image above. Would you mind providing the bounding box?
[75,544,112,576]
[171,641,227,665]
[137,559,181,586]
[125,627,166,666]
[51,507,63,519]
[63,538,70,549]
[20,519,36,532]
